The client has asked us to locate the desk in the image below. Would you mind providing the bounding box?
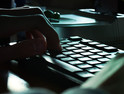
[0,60,78,94]
[50,9,124,49]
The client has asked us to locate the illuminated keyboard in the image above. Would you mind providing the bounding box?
[15,36,123,84]
[42,36,123,83]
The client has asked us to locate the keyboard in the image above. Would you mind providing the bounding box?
[14,36,123,84]
[42,36,123,84]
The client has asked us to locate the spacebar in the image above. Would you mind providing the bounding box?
[53,59,82,72]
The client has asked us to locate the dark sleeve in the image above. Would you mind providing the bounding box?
[61,87,109,94]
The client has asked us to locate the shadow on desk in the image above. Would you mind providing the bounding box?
[1,59,79,94]
[0,70,9,93]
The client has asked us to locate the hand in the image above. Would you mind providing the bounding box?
[0,11,62,63]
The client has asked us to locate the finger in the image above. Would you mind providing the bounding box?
[30,30,47,50]
[30,22,62,55]
[8,38,47,60]
[31,30,45,39]
[31,29,62,55]
[26,31,33,39]
[36,15,62,54]
[26,30,45,40]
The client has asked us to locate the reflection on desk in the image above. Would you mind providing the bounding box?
[8,72,29,92]
[5,59,78,94]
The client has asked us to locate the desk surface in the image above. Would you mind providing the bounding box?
[52,14,97,27]
[0,62,78,94]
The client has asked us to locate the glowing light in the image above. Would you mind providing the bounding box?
[8,72,29,92]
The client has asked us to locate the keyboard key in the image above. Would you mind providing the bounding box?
[81,39,92,42]
[118,50,124,53]
[106,54,116,59]
[87,60,101,65]
[66,47,77,50]
[89,49,102,53]
[61,39,70,43]
[81,52,93,56]
[74,44,86,48]
[61,57,74,61]
[96,63,106,68]
[69,60,83,65]
[77,64,92,69]
[56,54,66,58]
[80,39,92,45]
[89,42,100,45]
[89,55,102,59]
[97,58,110,62]
[73,49,85,53]
[62,44,69,48]
[62,49,67,52]
[82,46,93,50]
[97,52,110,56]
[69,36,82,41]
[103,46,118,52]
[63,51,74,55]
[77,71,94,78]
[87,67,101,73]
[67,42,79,45]
[78,57,92,62]
[96,44,107,48]
[70,54,82,58]
[46,52,50,56]
[89,42,100,47]
[55,59,82,72]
